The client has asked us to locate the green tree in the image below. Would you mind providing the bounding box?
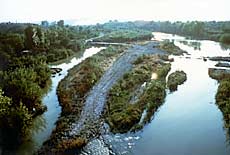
[24,26,34,49]
[57,20,64,27]
[0,89,32,143]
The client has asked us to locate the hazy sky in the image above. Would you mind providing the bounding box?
[1,0,230,23]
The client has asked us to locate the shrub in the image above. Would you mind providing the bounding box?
[220,34,230,44]
[167,71,187,91]
[215,79,230,128]
[0,89,32,144]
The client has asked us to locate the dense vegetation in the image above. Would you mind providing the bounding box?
[216,79,230,128]
[106,55,171,133]
[94,30,152,42]
[0,21,99,144]
[209,68,230,129]
[167,71,187,91]
[157,40,187,55]
[96,20,230,44]
[0,89,32,145]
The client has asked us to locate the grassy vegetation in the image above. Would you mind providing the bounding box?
[208,68,230,81]
[208,68,230,129]
[157,41,187,55]
[0,89,32,144]
[56,137,86,151]
[94,30,152,43]
[216,79,230,128]
[219,34,230,44]
[105,55,171,133]
[167,71,187,91]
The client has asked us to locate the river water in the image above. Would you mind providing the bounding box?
[82,32,230,155]
[4,47,105,155]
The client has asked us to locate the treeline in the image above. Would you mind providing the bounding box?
[0,20,99,144]
[95,20,230,44]
[94,29,152,42]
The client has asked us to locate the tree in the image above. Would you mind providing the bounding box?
[0,88,32,143]
[41,21,49,27]
[24,26,34,49]
[57,20,64,27]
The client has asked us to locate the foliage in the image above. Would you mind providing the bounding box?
[139,80,167,124]
[216,79,230,128]
[167,71,187,91]
[0,56,51,113]
[94,30,152,42]
[219,34,230,44]
[106,55,171,133]
[0,21,100,142]
[97,20,230,44]
[0,89,32,143]
[56,138,86,150]
[158,40,186,55]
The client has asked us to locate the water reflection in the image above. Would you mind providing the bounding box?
[180,40,201,50]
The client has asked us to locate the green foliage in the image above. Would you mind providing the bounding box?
[139,80,166,124]
[0,56,51,112]
[2,68,43,110]
[57,20,64,27]
[167,71,187,91]
[47,48,74,62]
[216,79,230,128]
[24,25,35,49]
[98,20,230,43]
[94,30,152,42]
[219,34,230,44]
[106,56,171,133]
[158,41,186,55]
[0,89,32,143]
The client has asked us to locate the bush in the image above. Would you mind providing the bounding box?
[0,89,32,144]
[94,30,152,42]
[106,55,171,133]
[220,34,230,44]
[2,68,44,111]
[215,79,230,128]
[167,71,187,91]
[56,138,86,150]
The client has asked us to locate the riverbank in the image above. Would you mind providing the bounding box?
[208,67,230,129]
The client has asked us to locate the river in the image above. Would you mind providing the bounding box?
[3,47,105,155]
[82,32,230,155]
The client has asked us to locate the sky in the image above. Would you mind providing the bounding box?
[1,0,230,24]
